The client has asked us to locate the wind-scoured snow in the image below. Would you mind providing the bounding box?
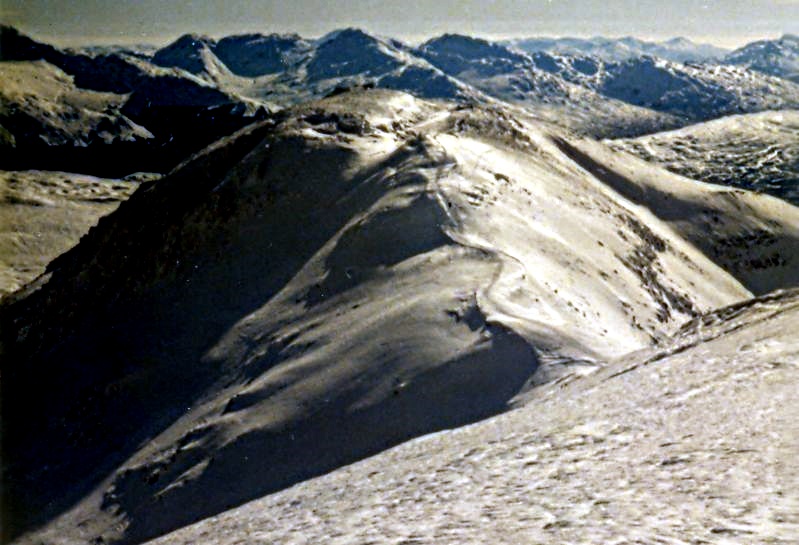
[6,90,799,545]
[145,288,799,545]
[609,110,799,206]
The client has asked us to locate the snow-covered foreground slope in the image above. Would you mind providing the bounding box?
[147,287,799,545]
[609,110,799,206]
[4,91,799,545]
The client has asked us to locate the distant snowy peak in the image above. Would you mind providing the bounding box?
[418,34,534,79]
[305,28,404,81]
[315,27,374,45]
[152,32,317,78]
[214,33,311,77]
[725,34,799,83]
[510,35,729,63]
[152,33,217,74]
[657,36,730,60]
[422,34,531,65]
[292,28,477,101]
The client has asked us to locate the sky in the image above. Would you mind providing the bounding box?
[2,0,798,48]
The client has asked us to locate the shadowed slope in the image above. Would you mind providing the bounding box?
[553,134,799,293]
[5,90,798,545]
[146,287,799,545]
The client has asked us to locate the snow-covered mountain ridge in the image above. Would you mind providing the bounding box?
[509,35,730,62]
[5,25,799,155]
[3,23,799,545]
[4,90,798,545]
[725,34,799,83]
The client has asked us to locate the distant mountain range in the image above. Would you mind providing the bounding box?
[512,33,799,84]
[508,35,730,63]
[3,25,799,176]
[725,33,799,83]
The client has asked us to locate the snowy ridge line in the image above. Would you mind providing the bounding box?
[3,90,799,545]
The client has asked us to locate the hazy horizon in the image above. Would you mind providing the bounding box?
[2,0,798,49]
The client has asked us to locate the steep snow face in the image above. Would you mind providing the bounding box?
[725,34,799,83]
[146,288,799,545]
[609,110,799,206]
[510,35,729,63]
[11,91,799,545]
[0,61,152,146]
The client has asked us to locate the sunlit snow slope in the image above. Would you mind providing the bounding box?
[148,288,799,545]
[4,90,799,545]
[609,110,799,206]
